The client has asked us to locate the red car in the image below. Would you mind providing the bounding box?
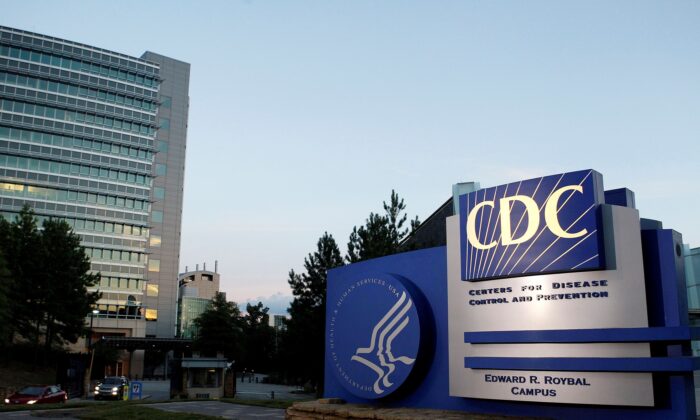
[4,385,67,405]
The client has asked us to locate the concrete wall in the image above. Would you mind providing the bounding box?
[141,52,190,338]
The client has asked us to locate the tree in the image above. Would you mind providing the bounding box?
[0,206,101,364]
[0,249,10,352]
[241,301,275,372]
[193,292,243,360]
[40,219,101,352]
[282,232,343,393]
[346,190,421,263]
[4,206,45,357]
[0,217,11,350]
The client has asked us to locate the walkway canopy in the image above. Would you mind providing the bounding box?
[92,336,193,353]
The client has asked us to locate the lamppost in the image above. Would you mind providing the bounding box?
[84,309,100,398]
[87,309,99,348]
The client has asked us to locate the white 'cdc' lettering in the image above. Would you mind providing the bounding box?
[466,185,588,249]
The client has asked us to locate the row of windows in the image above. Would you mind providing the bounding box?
[97,276,144,291]
[0,126,154,162]
[81,233,147,252]
[0,140,151,178]
[0,167,149,202]
[0,190,149,225]
[0,153,151,186]
[0,45,158,88]
[0,107,154,148]
[91,261,144,277]
[70,217,148,237]
[0,83,158,136]
[2,30,158,75]
[85,246,146,264]
[0,55,158,102]
[0,182,149,212]
[78,235,148,251]
[1,83,155,127]
[98,291,142,305]
[0,71,157,112]
[0,212,149,242]
[92,304,148,320]
[0,126,153,163]
[1,98,156,136]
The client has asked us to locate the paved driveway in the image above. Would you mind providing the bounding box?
[148,401,285,419]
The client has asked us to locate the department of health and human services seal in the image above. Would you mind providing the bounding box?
[327,273,424,399]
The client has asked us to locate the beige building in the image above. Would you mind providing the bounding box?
[177,263,221,338]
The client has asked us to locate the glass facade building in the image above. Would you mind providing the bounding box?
[685,246,700,356]
[177,297,212,339]
[176,268,221,339]
[0,27,189,353]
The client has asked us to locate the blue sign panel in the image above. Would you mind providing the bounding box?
[327,273,424,399]
[458,169,605,281]
[325,169,698,419]
[129,381,142,400]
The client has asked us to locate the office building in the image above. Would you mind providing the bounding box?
[272,315,287,331]
[177,264,221,339]
[0,26,189,374]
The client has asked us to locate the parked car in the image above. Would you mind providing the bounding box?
[94,376,129,400]
[4,385,67,405]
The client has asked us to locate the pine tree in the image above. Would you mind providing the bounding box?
[346,190,421,263]
[241,302,275,372]
[0,217,11,350]
[5,207,45,354]
[0,206,101,364]
[193,292,243,359]
[283,232,343,393]
[41,219,101,352]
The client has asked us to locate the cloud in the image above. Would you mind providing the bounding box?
[242,292,293,316]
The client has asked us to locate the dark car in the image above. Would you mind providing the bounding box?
[4,385,67,405]
[93,376,128,400]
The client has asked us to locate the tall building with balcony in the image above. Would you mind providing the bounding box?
[0,26,189,375]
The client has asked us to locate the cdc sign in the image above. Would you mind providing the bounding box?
[325,170,697,419]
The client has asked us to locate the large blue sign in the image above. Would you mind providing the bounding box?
[459,169,605,281]
[325,169,697,419]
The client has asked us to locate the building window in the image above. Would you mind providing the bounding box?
[154,187,165,200]
[158,140,168,153]
[190,369,220,388]
[150,234,162,247]
[159,118,170,129]
[152,211,163,223]
[155,164,167,176]
[146,284,159,297]
[148,259,160,272]
[161,96,172,109]
[145,309,158,321]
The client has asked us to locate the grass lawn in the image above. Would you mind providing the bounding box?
[75,403,220,419]
[2,396,298,416]
[0,402,89,413]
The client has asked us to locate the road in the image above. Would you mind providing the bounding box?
[136,377,310,402]
[0,402,285,419]
[148,401,285,419]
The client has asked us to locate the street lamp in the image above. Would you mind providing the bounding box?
[88,309,99,348]
[85,309,99,399]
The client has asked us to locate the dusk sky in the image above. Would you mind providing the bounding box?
[3,1,698,314]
